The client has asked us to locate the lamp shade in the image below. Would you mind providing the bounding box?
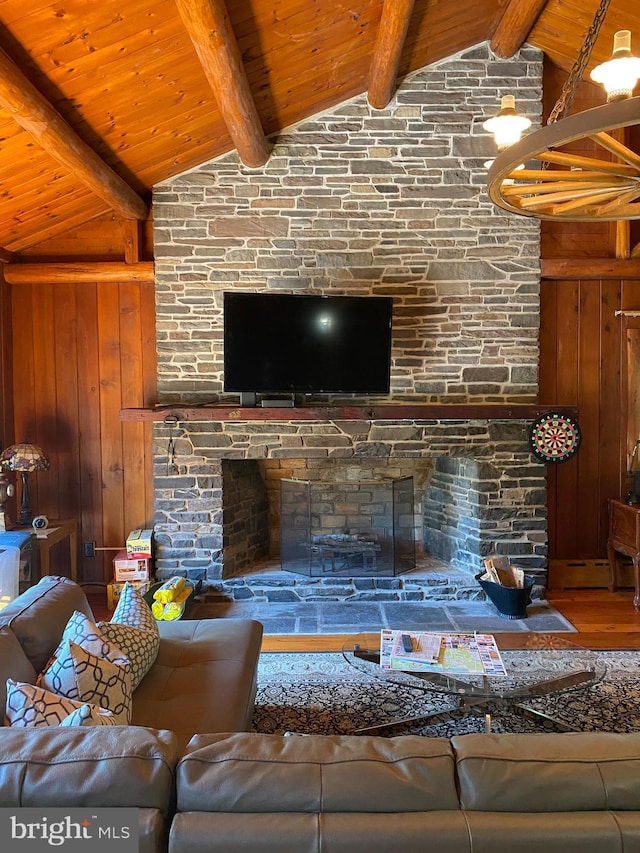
[0,442,50,473]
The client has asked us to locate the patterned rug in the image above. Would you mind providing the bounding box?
[251,650,640,737]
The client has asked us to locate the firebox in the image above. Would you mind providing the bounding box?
[280,476,415,577]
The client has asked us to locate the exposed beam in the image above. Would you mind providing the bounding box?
[367,0,415,109]
[615,221,631,260]
[0,48,148,221]
[175,0,269,168]
[3,262,154,285]
[542,258,640,279]
[490,0,550,59]
[123,220,142,264]
[0,247,15,264]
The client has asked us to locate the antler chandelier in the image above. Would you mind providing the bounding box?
[484,0,640,222]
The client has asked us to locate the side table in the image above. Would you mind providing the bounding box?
[35,519,78,583]
[607,498,640,609]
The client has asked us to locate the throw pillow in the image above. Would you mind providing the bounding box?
[100,582,160,690]
[58,703,117,727]
[41,609,129,667]
[5,679,117,728]
[110,582,159,636]
[96,622,159,690]
[38,640,133,724]
[38,611,129,698]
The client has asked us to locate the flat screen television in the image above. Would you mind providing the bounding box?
[223,292,393,395]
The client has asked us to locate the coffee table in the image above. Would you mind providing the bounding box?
[342,633,607,733]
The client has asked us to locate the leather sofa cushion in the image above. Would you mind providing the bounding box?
[0,576,94,673]
[169,811,473,853]
[459,811,640,853]
[177,732,460,813]
[0,726,178,810]
[453,732,640,811]
[133,619,263,751]
[0,625,36,713]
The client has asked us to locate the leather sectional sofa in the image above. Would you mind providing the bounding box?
[2,576,640,853]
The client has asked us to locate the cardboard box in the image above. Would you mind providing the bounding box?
[126,528,153,559]
[107,579,153,610]
[113,549,151,582]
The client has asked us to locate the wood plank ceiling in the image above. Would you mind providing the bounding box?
[0,0,637,255]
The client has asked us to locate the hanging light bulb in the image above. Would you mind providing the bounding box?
[591,30,640,100]
[482,95,532,151]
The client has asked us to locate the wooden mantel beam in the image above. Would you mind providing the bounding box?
[3,262,154,285]
[367,0,416,110]
[490,0,550,59]
[0,48,148,221]
[175,0,269,168]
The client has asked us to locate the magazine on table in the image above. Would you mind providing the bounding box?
[380,629,507,676]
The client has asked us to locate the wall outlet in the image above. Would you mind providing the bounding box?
[83,541,95,558]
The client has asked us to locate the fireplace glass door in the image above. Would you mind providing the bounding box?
[280,476,415,577]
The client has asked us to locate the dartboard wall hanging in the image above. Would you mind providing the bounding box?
[529,412,582,464]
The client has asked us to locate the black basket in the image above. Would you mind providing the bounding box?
[475,571,535,619]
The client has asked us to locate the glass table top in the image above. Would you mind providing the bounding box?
[342,633,608,702]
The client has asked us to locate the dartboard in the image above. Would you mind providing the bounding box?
[529,412,581,463]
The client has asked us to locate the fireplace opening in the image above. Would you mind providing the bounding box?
[280,476,415,577]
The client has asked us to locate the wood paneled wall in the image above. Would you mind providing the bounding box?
[539,278,636,562]
[0,274,14,450]
[540,64,640,583]
[5,216,156,583]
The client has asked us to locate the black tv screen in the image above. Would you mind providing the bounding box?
[223,292,393,395]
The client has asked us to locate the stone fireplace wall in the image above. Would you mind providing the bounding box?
[153,418,546,582]
[151,43,545,585]
[153,43,543,405]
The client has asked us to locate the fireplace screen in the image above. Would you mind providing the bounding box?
[280,476,415,577]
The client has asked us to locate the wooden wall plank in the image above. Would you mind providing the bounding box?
[598,279,624,511]
[97,284,126,558]
[9,285,37,524]
[576,281,604,557]
[119,281,149,532]
[75,283,105,582]
[553,279,580,558]
[538,277,557,561]
[0,276,14,452]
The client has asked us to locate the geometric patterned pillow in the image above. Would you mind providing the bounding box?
[59,703,117,727]
[40,610,130,672]
[5,679,117,728]
[37,612,129,699]
[37,640,132,724]
[96,622,159,690]
[110,582,159,637]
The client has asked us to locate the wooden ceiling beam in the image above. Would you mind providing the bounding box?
[3,262,154,285]
[542,258,640,279]
[175,0,269,168]
[490,0,550,59]
[0,48,148,221]
[368,0,416,109]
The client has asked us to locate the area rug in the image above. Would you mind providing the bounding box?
[251,650,640,737]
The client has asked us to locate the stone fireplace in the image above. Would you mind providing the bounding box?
[153,418,547,588]
[151,43,545,594]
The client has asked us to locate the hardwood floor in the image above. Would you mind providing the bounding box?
[88,586,640,652]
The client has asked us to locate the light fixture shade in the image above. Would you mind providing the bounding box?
[591,30,640,100]
[0,442,50,473]
[482,95,531,150]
